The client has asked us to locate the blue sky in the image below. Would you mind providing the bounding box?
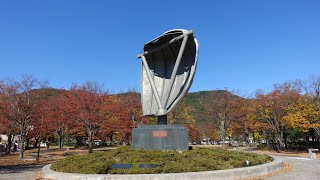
[0,1,319,94]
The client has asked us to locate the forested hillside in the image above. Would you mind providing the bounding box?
[2,75,320,156]
[182,90,239,125]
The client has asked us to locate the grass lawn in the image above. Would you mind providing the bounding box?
[51,146,273,174]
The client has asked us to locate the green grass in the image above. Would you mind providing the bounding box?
[51,146,273,174]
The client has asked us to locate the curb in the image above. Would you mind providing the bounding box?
[42,156,283,180]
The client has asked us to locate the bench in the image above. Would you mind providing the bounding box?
[308,149,319,159]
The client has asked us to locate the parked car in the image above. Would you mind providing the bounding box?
[93,140,103,146]
[40,141,48,147]
[86,140,104,146]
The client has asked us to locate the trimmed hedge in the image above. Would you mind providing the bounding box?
[51,146,273,174]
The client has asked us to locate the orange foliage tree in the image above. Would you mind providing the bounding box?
[252,83,301,151]
[169,101,200,141]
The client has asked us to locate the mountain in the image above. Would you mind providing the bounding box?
[31,88,239,125]
[30,88,66,99]
[181,90,236,125]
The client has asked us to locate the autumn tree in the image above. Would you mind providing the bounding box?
[204,90,239,146]
[185,124,200,142]
[280,75,320,145]
[284,96,320,132]
[197,124,219,142]
[99,91,141,144]
[0,81,18,153]
[0,75,47,159]
[0,94,17,153]
[253,82,300,151]
[298,74,320,101]
[229,98,252,145]
[67,81,106,153]
[296,75,320,134]
[168,101,195,125]
[43,92,73,150]
[167,100,201,141]
[0,117,16,154]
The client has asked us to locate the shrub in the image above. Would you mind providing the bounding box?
[51,146,273,174]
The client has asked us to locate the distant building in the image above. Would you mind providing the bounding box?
[0,134,20,144]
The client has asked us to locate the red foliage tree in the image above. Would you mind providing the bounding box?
[0,76,47,159]
[185,124,200,142]
[67,82,106,153]
[43,92,73,150]
[99,92,141,144]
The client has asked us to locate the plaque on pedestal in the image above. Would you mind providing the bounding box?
[132,125,188,151]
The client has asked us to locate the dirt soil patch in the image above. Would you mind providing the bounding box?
[0,146,87,168]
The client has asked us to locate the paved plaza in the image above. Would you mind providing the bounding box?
[0,154,319,180]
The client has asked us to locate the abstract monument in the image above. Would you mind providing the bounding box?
[132,29,199,151]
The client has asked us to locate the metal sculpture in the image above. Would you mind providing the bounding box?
[138,29,198,124]
[133,29,198,151]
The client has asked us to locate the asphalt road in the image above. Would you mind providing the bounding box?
[0,164,44,180]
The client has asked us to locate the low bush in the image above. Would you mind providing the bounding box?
[51,146,273,174]
[257,143,277,151]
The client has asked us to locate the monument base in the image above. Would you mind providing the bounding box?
[132,125,188,151]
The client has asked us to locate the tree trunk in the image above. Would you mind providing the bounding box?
[219,129,226,147]
[75,136,82,148]
[56,128,65,150]
[6,134,12,154]
[109,134,113,142]
[266,135,270,148]
[306,136,310,147]
[25,138,29,150]
[36,137,42,162]
[275,131,284,152]
[221,135,226,147]
[284,131,288,150]
[244,129,249,146]
[219,117,226,147]
[88,135,93,153]
[252,131,256,145]
[47,140,50,150]
[19,135,26,159]
[272,124,285,152]
[34,136,39,148]
[58,135,64,151]
[125,133,130,145]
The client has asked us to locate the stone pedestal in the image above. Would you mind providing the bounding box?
[132,125,188,151]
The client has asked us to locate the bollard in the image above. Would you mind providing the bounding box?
[308,149,319,159]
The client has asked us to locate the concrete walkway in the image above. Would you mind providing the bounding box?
[267,155,320,180]
[237,146,320,179]
[1,153,319,180]
[0,164,44,180]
